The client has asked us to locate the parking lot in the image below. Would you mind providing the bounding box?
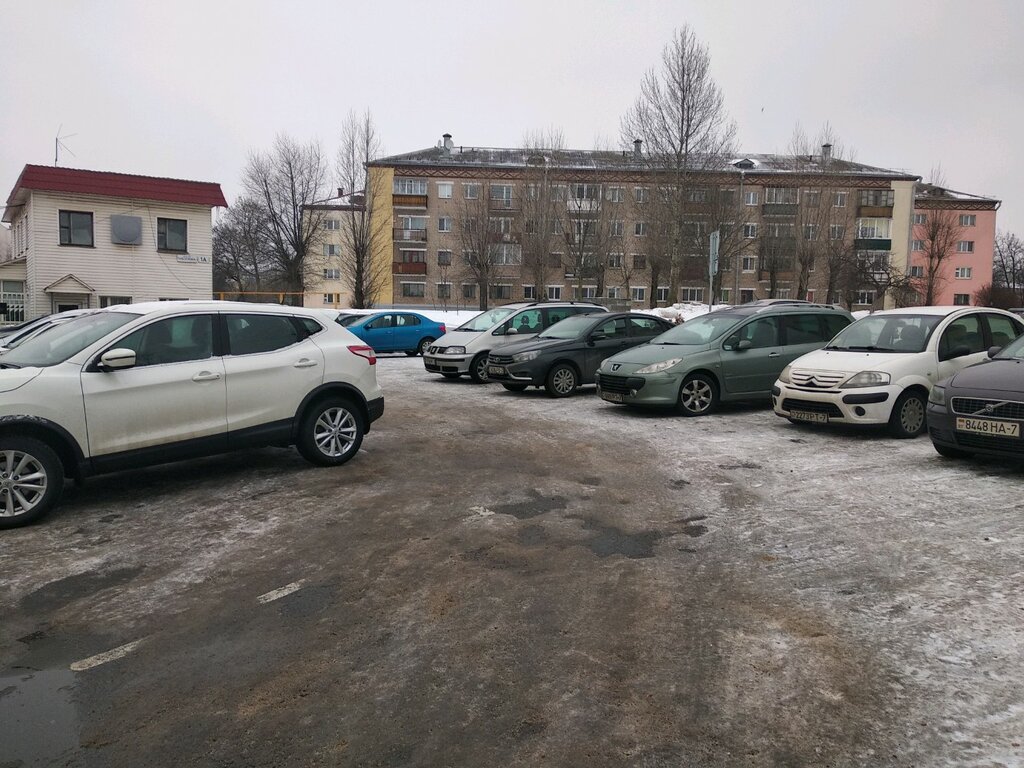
[2,355,1023,767]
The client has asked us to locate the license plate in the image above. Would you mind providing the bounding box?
[790,409,828,424]
[488,366,506,375]
[602,391,624,403]
[956,417,1020,437]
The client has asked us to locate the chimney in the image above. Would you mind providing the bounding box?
[634,139,643,157]
[443,133,453,151]
[337,187,344,198]
[822,143,833,163]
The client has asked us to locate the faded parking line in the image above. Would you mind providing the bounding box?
[70,639,146,672]
[256,580,306,604]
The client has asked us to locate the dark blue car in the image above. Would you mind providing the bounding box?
[339,311,447,356]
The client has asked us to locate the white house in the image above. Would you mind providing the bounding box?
[2,165,227,321]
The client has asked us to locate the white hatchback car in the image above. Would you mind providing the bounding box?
[0,301,384,528]
[773,306,1024,438]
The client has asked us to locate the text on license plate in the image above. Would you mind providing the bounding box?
[956,417,1020,437]
[488,366,506,375]
[790,410,829,423]
[602,391,624,403]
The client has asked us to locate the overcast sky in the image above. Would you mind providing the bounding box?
[3,0,1022,236]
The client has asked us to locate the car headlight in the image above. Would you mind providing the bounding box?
[445,346,465,355]
[840,371,891,388]
[512,350,540,363]
[635,358,683,375]
[928,385,946,406]
[778,364,792,384]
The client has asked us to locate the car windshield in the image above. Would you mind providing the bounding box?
[456,307,516,332]
[650,313,744,345]
[0,312,138,368]
[994,334,1024,360]
[538,315,594,340]
[826,314,942,353]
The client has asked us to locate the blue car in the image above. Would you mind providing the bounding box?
[338,311,447,356]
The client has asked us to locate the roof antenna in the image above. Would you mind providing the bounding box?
[54,125,77,166]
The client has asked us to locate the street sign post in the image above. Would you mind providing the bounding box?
[708,230,720,311]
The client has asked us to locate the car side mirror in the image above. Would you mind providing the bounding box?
[736,339,753,351]
[100,348,137,370]
[988,346,1001,358]
[589,332,607,343]
[506,326,519,335]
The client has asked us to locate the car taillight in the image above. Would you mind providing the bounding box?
[348,345,376,365]
[439,324,446,334]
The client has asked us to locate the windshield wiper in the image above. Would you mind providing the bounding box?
[0,362,22,369]
[846,345,895,352]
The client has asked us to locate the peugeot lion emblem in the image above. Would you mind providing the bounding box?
[612,364,621,371]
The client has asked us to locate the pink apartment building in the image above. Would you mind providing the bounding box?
[911,184,999,306]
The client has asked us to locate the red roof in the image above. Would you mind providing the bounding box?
[4,165,228,214]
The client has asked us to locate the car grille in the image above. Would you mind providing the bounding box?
[951,397,1024,420]
[488,354,515,365]
[597,374,645,394]
[790,369,847,389]
[955,433,1024,454]
[782,398,843,417]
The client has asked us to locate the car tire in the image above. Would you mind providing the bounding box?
[296,397,364,466]
[502,383,529,392]
[545,363,578,397]
[417,337,435,356]
[441,372,461,380]
[0,436,64,529]
[677,373,718,416]
[888,390,927,439]
[933,443,972,459]
[469,353,490,383]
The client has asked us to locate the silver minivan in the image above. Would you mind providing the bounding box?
[423,301,607,382]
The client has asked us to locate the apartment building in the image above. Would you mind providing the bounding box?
[367,134,920,310]
[2,165,226,321]
[910,184,999,306]
[303,190,365,309]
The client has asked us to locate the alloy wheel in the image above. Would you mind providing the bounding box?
[0,450,48,519]
[313,407,358,458]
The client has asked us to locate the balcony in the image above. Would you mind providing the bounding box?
[762,203,798,217]
[566,198,601,214]
[488,198,520,212]
[857,205,894,218]
[394,228,427,242]
[392,261,427,275]
[392,193,428,208]
[487,231,520,244]
[854,238,892,251]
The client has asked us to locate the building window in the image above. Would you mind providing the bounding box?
[324,244,341,257]
[765,187,798,204]
[720,288,732,304]
[742,256,756,272]
[829,224,846,240]
[546,285,562,300]
[855,290,875,305]
[910,265,924,278]
[955,267,973,279]
[777,288,791,299]
[688,188,707,203]
[805,190,821,207]
[437,182,453,199]
[323,268,341,280]
[157,217,188,252]
[632,254,647,269]
[859,189,894,207]
[489,284,512,300]
[953,293,970,305]
[490,244,522,265]
[743,190,758,206]
[912,240,924,251]
[634,221,648,237]
[463,183,481,199]
[607,286,622,299]
[323,219,340,230]
[743,223,757,239]
[438,216,452,232]
[611,220,624,237]
[99,295,131,307]
[548,252,563,268]
[490,184,514,207]
[804,290,814,302]
[957,241,975,253]
[656,286,670,302]
[833,191,847,208]
[959,214,976,227]
[552,185,568,202]
[437,249,452,265]
[437,283,451,299]
[740,289,755,303]
[462,283,477,299]
[803,224,818,240]
[323,293,338,304]
[680,287,703,302]
[607,186,624,202]
[913,213,927,225]
[58,210,93,246]
[630,286,646,302]
[401,282,426,298]
[523,284,536,300]
[634,187,649,203]
[608,253,623,268]
[400,249,426,263]
[393,178,427,195]
[551,218,564,235]
[856,218,892,239]
[766,222,795,238]
[491,217,514,235]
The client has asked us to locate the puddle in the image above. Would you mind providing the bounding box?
[492,489,566,520]
[0,669,79,764]
[581,518,666,559]
[20,566,145,612]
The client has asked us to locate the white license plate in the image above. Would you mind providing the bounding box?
[790,409,829,424]
[956,417,1020,437]
[602,391,624,403]
[488,365,506,375]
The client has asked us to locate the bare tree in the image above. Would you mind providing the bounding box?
[913,205,963,305]
[243,134,331,299]
[212,197,275,297]
[993,231,1024,304]
[455,182,507,310]
[337,110,391,308]
[519,140,564,303]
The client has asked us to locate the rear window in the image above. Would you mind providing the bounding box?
[227,314,302,355]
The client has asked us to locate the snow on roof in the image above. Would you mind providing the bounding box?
[914,183,999,206]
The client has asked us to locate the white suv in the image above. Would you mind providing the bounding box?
[0,301,385,528]
[423,301,608,382]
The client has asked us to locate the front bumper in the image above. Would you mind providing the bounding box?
[927,402,1024,458]
[772,382,897,425]
[595,371,680,406]
[424,354,469,375]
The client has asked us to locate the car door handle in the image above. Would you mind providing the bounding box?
[768,352,781,358]
[192,371,221,382]
[294,359,319,369]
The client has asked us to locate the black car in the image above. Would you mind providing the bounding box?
[927,333,1024,460]
[486,312,673,397]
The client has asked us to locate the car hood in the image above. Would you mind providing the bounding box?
[789,348,915,373]
[432,330,484,347]
[948,358,1024,393]
[0,367,43,393]
[498,337,573,356]
[603,342,709,367]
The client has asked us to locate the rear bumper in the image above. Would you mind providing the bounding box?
[366,396,385,426]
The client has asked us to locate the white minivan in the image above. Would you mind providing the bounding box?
[772,306,1024,438]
